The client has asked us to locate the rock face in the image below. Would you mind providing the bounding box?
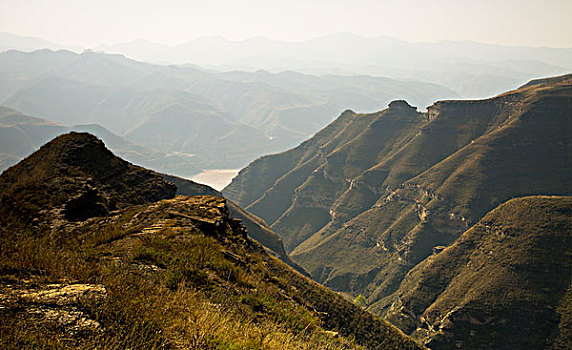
[63,186,109,221]
[223,74,572,348]
[1,281,107,335]
[137,195,249,241]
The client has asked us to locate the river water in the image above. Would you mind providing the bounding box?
[190,169,241,191]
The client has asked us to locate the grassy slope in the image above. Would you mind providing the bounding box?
[0,196,423,350]
[385,196,572,349]
[0,133,423,349]
[163,173,308,275]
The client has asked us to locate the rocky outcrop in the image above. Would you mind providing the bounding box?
[0,281,107,335]
[163,173,307,275]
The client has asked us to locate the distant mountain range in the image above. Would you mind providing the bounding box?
[0,48,455,171]
[2,31,571,99]
[0,32,82,52]
[223,74,572,348]
[0,106,201,178]
[90,33,572,99]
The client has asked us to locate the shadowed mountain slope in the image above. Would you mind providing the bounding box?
[385,196,572,349]
[223,74,572,321]
[0,132,177,223]
[0,132,423,350]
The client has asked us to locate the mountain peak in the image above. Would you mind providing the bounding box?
[388,99,416,110]
[43,131,112,166]
[0,132,176,222]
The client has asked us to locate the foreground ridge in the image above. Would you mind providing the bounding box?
[0,132,423,349]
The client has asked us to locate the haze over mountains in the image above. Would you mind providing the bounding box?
[2,31,571,99]
[0,106,202,177]
[2,31,569,183]
[0,47,455,175]
[98,33,572,98]
[0,32,82,52]
[224,74,572,348]
[4,33,572,100]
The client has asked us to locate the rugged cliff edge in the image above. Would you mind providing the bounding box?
[163,174,308,275]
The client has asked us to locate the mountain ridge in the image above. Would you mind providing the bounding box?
[224,73,572,321]
[386,195,572,349]
[0,131,423,349]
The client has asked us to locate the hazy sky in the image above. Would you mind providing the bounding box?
[1,0,571,47]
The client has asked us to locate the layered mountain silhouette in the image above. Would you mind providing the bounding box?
[94,32,572,98]
[0,49,455,170]
[0,32,82,52]
[0,132,423,349]
[224,74,572,348]
[3,31,571,101]
[0,106,201,177]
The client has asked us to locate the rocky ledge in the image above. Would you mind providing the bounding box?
[0,280,107,334]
